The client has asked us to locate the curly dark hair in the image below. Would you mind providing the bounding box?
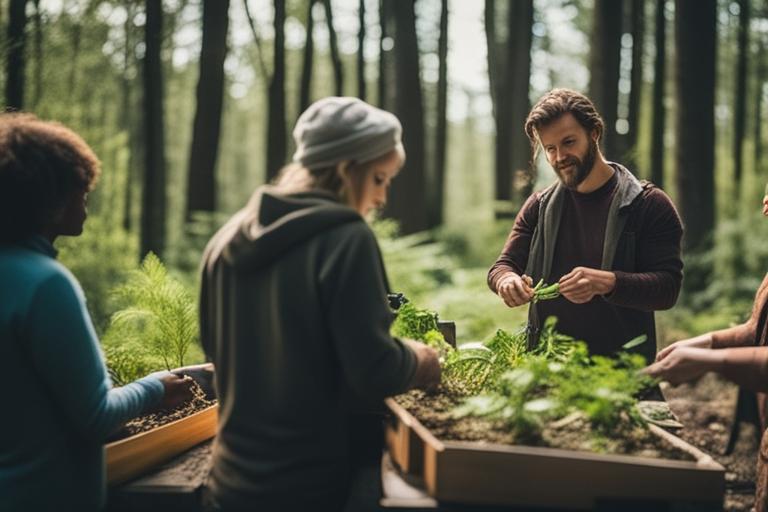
[524,88,605,162]
[0,113,101,243]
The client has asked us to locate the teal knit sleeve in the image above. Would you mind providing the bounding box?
[21,271,165,440]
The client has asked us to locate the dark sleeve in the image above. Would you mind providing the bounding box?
[319,223,416,400]
[718,347,768,393]
[606,188,683,311]
[487,192,540,293]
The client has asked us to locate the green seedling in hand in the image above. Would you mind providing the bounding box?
[532,278,560,303]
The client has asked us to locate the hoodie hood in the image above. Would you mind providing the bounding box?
[212,186,362,270]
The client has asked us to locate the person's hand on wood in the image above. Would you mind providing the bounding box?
[157,373,195,410]
[496,273,534,308]
[558,266,616,304]
[654,334,713,363]
[642,347,724,386]
[405,339,441,391]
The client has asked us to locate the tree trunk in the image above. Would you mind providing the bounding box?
[141,0,168,259]
[429,0,448,228]
[589,0,623,159]
[510,0,534,203]
[754,32,765,181]
[624,0,644,171]
[5,0,27,110]
[650,0,665,188]
[31,0,42,108]
[122,0,137,232]
[675,0,716,276]
[384,0,427,234]
[322,0,343,96]
[733,0,749,197]
[485,0,498,120]
[357,0,366,100]
[378,0,394,110]
[266,0,286,181]
[299,0,315,113]
[185,0,230,219]
[487,0,533,207]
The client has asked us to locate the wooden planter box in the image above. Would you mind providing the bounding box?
[385,398,725,509]
[106,404,218,486]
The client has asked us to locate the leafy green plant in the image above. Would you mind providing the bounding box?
[454,334,655,443]
[532,279,560,303]
[104,253,202,372]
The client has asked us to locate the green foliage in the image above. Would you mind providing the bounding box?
[104,253,203,375]
[56,217,138,333]
[532,279,560,302]
[454,323,655,443]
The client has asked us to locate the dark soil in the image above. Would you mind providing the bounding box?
[107,381,217,442]
[395,389,692,460]
[396,373,760,512]
[663,374,758,512]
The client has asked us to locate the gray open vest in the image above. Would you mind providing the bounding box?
[524,163,650,350]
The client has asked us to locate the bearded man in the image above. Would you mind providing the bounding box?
[488,88,683,362]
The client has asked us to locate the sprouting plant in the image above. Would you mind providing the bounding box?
[454,332,657,443]
[105,253,199,371]
[532,279,560,303]
[534,316,579,361]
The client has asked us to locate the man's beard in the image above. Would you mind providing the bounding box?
[554,139,597,190]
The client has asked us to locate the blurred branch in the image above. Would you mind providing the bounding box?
[243,0,270,80]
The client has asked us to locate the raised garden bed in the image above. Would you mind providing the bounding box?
[385,395,725,509]
[106,377,218,486]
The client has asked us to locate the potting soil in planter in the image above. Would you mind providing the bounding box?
[107,380,217,442]
[395,389,695,461]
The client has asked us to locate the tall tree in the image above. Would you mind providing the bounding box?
[185,0,230,219]
[5,0,27,110]
[299,0,315,113]
[675,0,716,272]
[384,0,427,234]
[624,0,644,171]
[589,0,623,159]
[650,0,666,188]
[486,0,534,209]
[378,0,393,109]
[122,0,138,231]
[266,0,286,181]
[429,0,448,227]
[733,0,749,196]
[322,0,343,96]
[357,0,366,100]
[755,29,766,181]
[510,0,534,203]
[141,0,168,258]
[31,0,42,108]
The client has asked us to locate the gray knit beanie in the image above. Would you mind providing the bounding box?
[292,96,403,170]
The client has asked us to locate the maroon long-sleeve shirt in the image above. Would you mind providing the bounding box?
[489,173,683,358]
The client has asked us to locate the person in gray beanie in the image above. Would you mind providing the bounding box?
[199,97,440,512]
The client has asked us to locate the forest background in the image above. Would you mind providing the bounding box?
[3,0,767,376]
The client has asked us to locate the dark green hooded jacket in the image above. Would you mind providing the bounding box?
[200,187,416,508]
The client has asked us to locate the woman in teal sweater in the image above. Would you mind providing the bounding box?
[0,114,193,511]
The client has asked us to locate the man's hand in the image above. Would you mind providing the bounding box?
[404,339,441,391]
[496,273,534,308]
[655,334,713,362]
[642,347,724,386]
[157,373,195,410]
[558,266,616,304]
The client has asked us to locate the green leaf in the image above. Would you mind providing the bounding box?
[622,334,648,350]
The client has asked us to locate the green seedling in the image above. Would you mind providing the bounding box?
[532,278,560,303]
